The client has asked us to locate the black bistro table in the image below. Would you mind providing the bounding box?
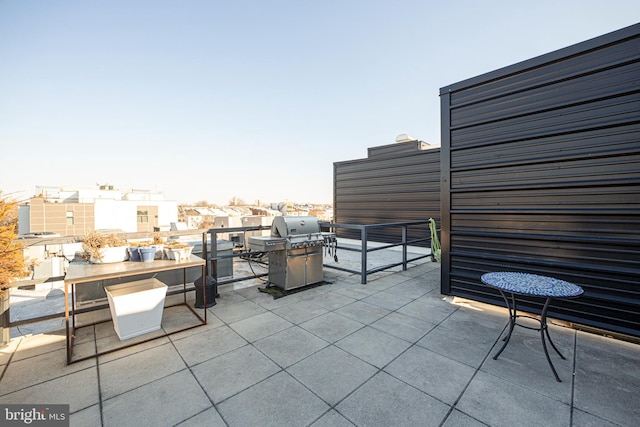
[481,272,583,382]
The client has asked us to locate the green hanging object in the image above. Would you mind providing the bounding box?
[429,218,441,262]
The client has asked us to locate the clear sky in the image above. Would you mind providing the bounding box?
[1,1,638,205]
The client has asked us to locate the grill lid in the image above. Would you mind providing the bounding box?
[271,216,321,237]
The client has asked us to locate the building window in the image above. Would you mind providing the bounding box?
[66,211,74,225]
[137,210,149,223]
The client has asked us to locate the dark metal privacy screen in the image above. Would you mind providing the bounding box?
[439,23,640,338]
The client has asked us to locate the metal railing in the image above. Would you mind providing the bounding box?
[319,221,433,284]
[204,225,271,287]
[8,229,214,329]
[203,220,433,286]
[9,221,434,329]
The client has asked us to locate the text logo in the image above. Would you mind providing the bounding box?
[1,405,69,426]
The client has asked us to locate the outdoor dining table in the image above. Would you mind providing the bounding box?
[481,271,584,382]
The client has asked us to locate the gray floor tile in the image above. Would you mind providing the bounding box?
[0,347,94,395]
[234,284,270,301]
[364,273,411,291]
[386,278,432,299]
[165,310,226,341]
[441,409,488,427]
[234,284,269,302]
[217,371,329,427]
[361,290,414,311]
[102,369,211,427]
[3,262,639,427]
[272,299,328,324]
[72,323,97,345]
[9,332,66,361]
[417,307,504,368]
[0,366,99,412]
[212,299,266,324]
[337,371,450,427]
[385,346,476,404]
[191,344,280,403]
[414,261,441,274]
[573,331,640,427]
[176,407,226,427]
[99,342,186,399]
[572,408,621,427]
[93,336,171,364]
[397,293,458,324]
[332,284,379,300]
[334,300,391,325]
[255,292,305,311]
[370,311,436,342]
[308,291,357,310]
[215,289,250,304]
[287,345,377,405]
[457,370,570,427]
[69,403,102,426]
[310,409,357,427]
[230,311,293,342]
[298,283,335,299]
[299,312,364,343]
[173,325,247,366]
[479,325,574,403]
[318,281,353,293]
[335,326,412,368]
[94,320,118,340]
[160,303,212,335]
[95,326,167,357]
[254,325,328,368]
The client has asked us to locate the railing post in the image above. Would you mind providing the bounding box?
[202,231,208,269]
[211,229,218,280]
[361,226,368,284]
[402,225,408,271]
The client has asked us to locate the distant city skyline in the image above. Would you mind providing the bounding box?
[22,182,332,207]
[2,1,639,205]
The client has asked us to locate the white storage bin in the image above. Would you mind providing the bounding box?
[105,278,168,340]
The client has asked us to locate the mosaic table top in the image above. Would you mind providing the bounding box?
[481,272,584,298]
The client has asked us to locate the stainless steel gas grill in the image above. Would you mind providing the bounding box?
[248,216,336,291]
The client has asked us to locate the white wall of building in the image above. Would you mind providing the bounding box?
[94,199,138,232]
[157,201,178,227]
[124,190,165,202]
[77,188,123,203]
[28,185,178,233]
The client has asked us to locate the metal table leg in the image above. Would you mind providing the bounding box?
[540,297,564,382]
[493,292,565,382]
[493,290,516,359]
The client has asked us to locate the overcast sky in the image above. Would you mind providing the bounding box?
[1,1,638,205]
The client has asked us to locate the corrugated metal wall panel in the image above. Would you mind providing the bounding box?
[450,62,640,126]
[334,146,440,245]
[444,25,640,102]
[440,23,640,337]
[450,93,639,148]
[451,124,638,170]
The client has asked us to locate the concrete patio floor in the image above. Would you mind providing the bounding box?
[1,259,639,427]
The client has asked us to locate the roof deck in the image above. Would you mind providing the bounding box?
[1,251,638,427]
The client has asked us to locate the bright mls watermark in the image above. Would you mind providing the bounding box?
[1,405,69,426]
